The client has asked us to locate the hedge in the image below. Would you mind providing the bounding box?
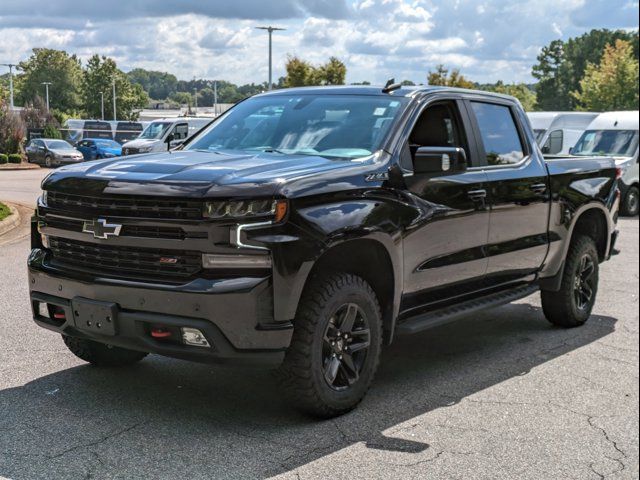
[0,154,7,164]
[0,202,10,221]
[7,154,22,164]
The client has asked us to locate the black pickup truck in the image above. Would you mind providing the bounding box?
[28,85,620,417]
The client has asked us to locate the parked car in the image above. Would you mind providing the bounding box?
[29,86,619,417]
[76,138,122,161]
[25,138,84,168]
[121,117,212,155]
[527,112,598,155]
[571,111,639,216]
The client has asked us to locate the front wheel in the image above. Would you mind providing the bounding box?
[44,155,53,168]
[277,273,382,418]
[621,185,639,216]
[541,235,599,327]
[63,335,148,367]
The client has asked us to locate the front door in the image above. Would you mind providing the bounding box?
[467,100,551,284]
[401,99,490,312]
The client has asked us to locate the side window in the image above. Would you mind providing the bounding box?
[471,102,525,165]
[543,129,563,154]
[173,123,189,140]
[404,101,469,168]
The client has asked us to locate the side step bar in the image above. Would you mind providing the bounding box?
[396,284,539,335]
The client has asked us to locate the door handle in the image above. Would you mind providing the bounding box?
[467,189,487,200]
[530,183,547,194]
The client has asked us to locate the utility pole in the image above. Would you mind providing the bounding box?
[112,78,117,120]
[1,63,17,109]
[256,26,285,90]
[193,87,198,115]
[41,82,52,111]
[213,80,218,116]
[100,92,105,120]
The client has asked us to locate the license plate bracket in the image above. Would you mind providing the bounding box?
[71,297,118,336]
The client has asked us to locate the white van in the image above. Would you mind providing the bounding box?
[527,112,598,155]
[121,117,213,155]
[572,111,639,216]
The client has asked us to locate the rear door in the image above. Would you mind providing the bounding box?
[467,99,550,284]
[401,98,490,310]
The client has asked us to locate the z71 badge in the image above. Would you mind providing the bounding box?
[364,172,389,182]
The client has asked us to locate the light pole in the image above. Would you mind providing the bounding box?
[112,78,117,120]
[256,26,285,90]
[213,80,218,116]
[1,63,17,109]
[100,92,105,120]
[41,82,52,111]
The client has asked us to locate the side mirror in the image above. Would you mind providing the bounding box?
[165,133,175,150]
[169,139,185,149]
[413,146,467,176]
[541,145,550,154]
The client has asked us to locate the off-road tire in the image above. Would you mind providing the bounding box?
[277,273,383,418]
[541,235,599,327]
[63,335,148,367]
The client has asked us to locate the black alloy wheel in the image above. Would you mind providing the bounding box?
[574,254,596,312]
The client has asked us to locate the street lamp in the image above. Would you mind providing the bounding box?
[41,82,52,111]
[193,87,198,115]
[256,26,286,90]
[1,63,17,109]
[112,78,117,120]
[100,92,105,120]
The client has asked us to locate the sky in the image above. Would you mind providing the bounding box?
[0,0,638,86]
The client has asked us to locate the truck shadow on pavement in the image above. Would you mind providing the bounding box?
[0,303,617,479]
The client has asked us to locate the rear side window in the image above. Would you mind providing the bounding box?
[544,129,563,154]
[471,102,525,165]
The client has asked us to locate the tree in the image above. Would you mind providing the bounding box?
[17,48,83,113]
[533,29,639,110]
[20,96,58,129]
[83,55,148,120]
[483,81,538,111]
[572,40,639,111]
[127,68,178,100]
[0,99,25,154]
[427,65,474,88]
[284,56,347,87]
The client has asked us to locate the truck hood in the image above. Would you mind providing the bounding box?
[42,149,385,198]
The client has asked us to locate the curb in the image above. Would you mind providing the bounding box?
[0,164,41,171]
[0,203,21,237]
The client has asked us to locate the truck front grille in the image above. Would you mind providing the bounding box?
[43,217,202,240]
[48,237,202,280]
[47,192,203,220]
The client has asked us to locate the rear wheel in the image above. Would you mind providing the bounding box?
[622,185,639,216]
[541,235,599,327]
[277,273,382,418]
[63,335,148,367]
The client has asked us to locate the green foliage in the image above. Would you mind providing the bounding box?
[0,154,8,165]
[572,40,639,111]
[169,91,193,106]
[127,68,178,100]
[17,48,84,112]
[43,124,62,139]
[533,29,639,110]
[427,65,474,89]
[7,153,22,164]
[0,202,10,221]
[481,81,538,111]
[0,99,25,154]
[83,55,149,120]
[284,56,347,87]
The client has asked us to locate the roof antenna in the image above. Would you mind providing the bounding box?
[382,78,402,93]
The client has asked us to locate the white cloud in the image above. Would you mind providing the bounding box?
[0,0,637,86]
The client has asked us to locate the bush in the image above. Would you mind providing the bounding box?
[0,153,8,164]
[7,154,22,164]
[43,124,62,139]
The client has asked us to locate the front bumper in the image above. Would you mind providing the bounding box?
[28,249,293,366]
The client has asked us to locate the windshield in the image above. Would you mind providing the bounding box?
[139,122,172,140]
[572,129,639,157]
[95,140,120,148]
[186,94,408,159]
[46,140,73,150]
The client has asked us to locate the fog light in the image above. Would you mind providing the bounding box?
[38,302,50,318]
[181,327,210,347]
[202,254,271,269]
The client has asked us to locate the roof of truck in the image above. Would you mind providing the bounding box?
[586,111,639,130]
[256,85,518,102]
[527,112,598,130]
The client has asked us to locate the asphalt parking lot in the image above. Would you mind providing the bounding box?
[0,171,638,480]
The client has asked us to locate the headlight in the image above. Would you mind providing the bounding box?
[138,146,153,153]
[41,190,48,206]
[203,199,288,222]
